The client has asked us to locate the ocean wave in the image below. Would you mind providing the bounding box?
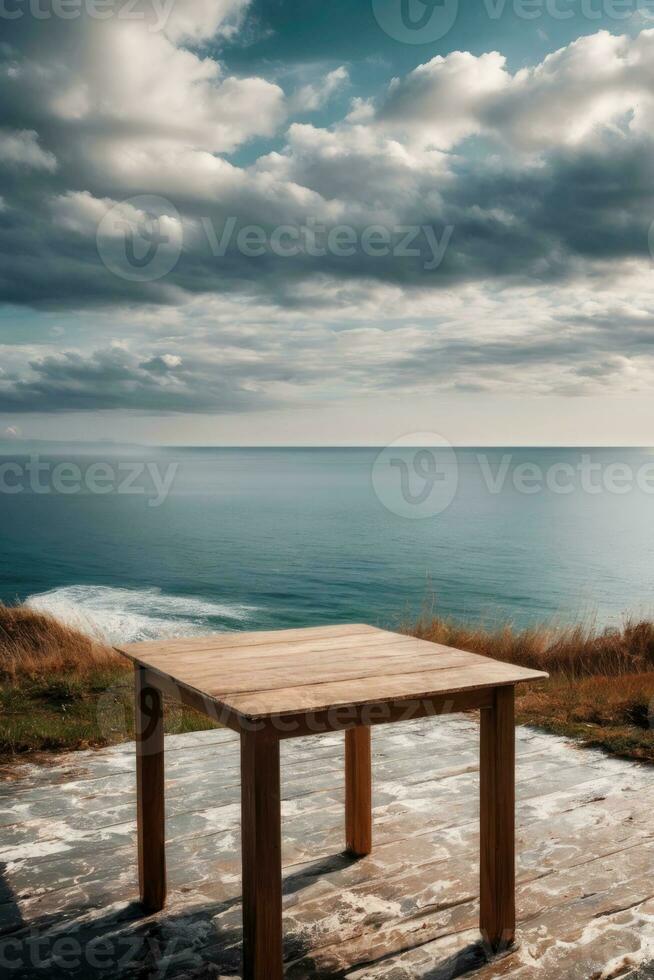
[25,584,257,644]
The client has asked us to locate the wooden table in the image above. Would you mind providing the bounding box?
[116,623,547,979]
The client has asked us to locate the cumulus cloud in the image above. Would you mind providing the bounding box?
[377,50,508,151]
[1,21,285,161]
[375,31,654,153]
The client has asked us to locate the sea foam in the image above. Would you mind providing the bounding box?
[25,584,256,644]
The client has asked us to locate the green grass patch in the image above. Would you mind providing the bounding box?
[0,666,218,760]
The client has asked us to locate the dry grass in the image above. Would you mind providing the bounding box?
[0,602,125,680]
[1,603,654,763]
[408,616,654,761]
[0,603,215,760]
[410,616,654,679]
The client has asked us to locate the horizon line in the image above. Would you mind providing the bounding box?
[2,439,654,451]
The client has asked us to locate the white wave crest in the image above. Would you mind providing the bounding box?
[25,585,256,644]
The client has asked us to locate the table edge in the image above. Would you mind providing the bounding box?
[115,646,548,728]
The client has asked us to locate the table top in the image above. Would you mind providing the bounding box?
[116,623,547,723]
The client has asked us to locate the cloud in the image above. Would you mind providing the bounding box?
[5,262,654,416]
[0,130,57,171]
[377,50,508,151]
[6,25,654,303]
[3,19,654,415]
[374,31,654,154]
[141,354,183,374]
[0,346,271,413]
[162,0,250,43]
[1,21,285,159]
[290,66,349,113]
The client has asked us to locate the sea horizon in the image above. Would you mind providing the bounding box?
[3,445,654,648]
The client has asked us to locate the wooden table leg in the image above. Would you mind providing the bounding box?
[480,685,515,953]
[345,725,372,856]
[241,728,283,980]
[135,666,166,912]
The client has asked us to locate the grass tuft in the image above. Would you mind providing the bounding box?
[409,615,654,678]
[0,603,216,761]
[408,616,654,762]
[0,603,124,680]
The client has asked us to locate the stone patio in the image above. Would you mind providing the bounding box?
[1,717,654,978]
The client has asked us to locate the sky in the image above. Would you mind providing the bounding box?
[2,0,654,445]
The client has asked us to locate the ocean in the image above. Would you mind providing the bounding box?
[1,446,654,644]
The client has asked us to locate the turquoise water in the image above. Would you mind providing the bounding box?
[1,446,654,643]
